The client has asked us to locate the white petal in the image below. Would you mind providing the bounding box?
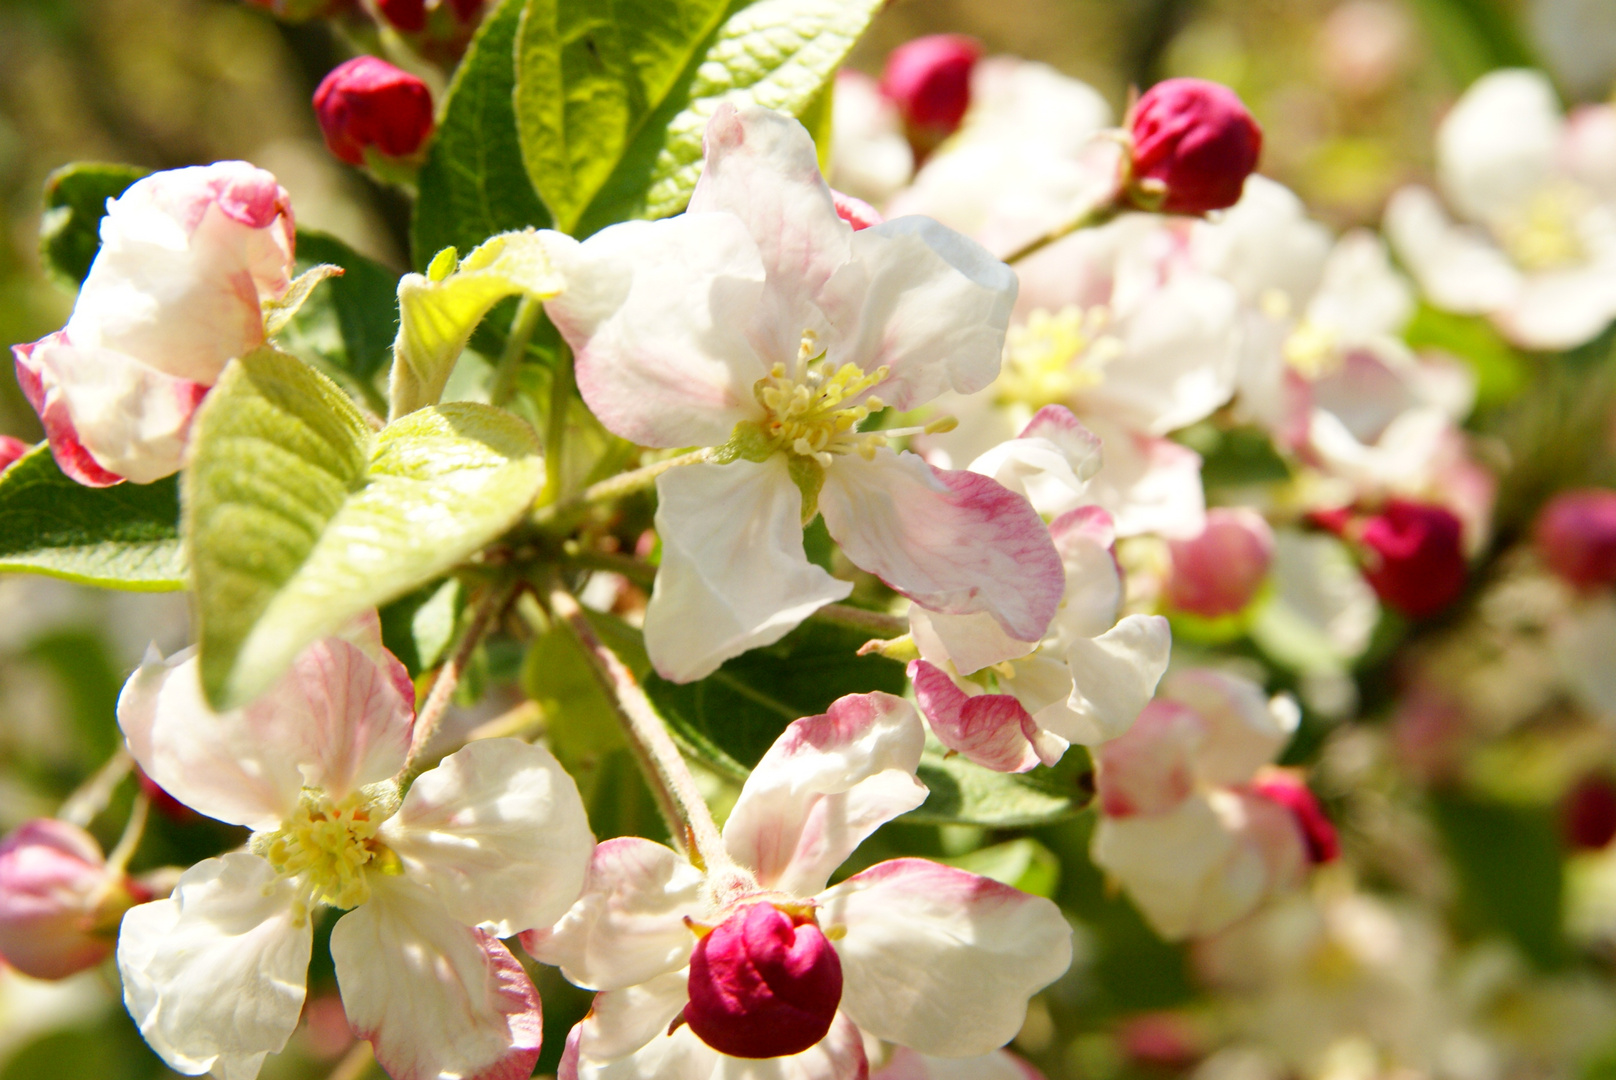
[117,854,310,1080]
[875,1048,1044,1080]
[332,878,543,1080]
[1160,669,1297,786]
[644,458,852,683]
[1080,418,1206,540]
[1383,186,1520,315]
[521,837,705,992]
[381,738,594,937]
[1046,507,1122,640]
[821,858,1071,1058]
[576,970,692,1064]
[1052,615,1172,745]
[725,692,927,896]
[1305,231,1414,340]
[821,449,1063,643]
[571,1014,868,1080]
[549,213,769,448]
[909,606,1037,677]
[1500,263,1616,350]
[1188,176,1331,308]
[966,407,1101,520]
[689,104,853,367]
[821,217,1017,410]
[276,634,416,799]
[1437,69,1563,224]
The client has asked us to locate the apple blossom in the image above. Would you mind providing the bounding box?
[1126,79,1263,215]
[829,70,914,208]
[1385,69,1616,349]
[1165,509,1275,619]
[1091,670,1314,939]
[524,692,1072,1078]
[114,613,594,1080]
[541,103,1062,683]
[0,819,149,980]
[879,35,982,149]
[313,57,435,167]
[1536,489,1616,590]
[12,162,296,486]
[907,407,1171,771]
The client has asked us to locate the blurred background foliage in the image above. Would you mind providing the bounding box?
[2,0,1616,1077]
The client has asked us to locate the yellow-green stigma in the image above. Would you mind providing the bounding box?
[1499,184,1589,271]
[756,331,890,465]
[254,789,397,913]
[1000,306,1118,408]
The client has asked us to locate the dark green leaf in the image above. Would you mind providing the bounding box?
[282,230,402,388]
[0,443,183,589]
[412,0,553,270]
[38,162,147,288]
[907,747,1089,827]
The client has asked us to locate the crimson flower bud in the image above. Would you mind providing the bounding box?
[1357,500,1467,619]
[313,57,435,168]
[1535,489,1616,591]
[1165,508,1274,618]
[1248,772,1339,864]
[375,0,426,32]
[879,35,982,141]
[0,819,147,980]
[1127,78,1262,214]
[1563,775,1616,851]
[684,902,842,1059]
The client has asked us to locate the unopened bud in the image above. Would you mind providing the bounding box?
[0,819,147,980]
[313,57,435,168]
[683,902,842,1059]
[1535,488,1616,591]
[1357,500,1467,619]
[1164,508,1274,618]
[1126,78,1262,214]
[1563,775,1616,851]
[1248,770,1339,864]
[879,35,982,148]
[376,0,425,31]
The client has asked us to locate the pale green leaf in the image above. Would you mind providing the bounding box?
[907,747,1088,828]
[263,263,343,338]
[188,348,545,708]
[388,229,566,420]
[940,838,1061,898]
[514,0,730,233]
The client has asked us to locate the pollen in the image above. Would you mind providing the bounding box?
[755,331,890,465]
[1001,305,1115,408]
[254,789,395,911]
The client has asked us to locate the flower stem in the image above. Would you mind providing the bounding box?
[104,792,150,877]
[490,295,544,408]
[814,603,909,638]
[544,581,731,870]
[540,340,574,505]
[59,748,133,828]
[401,581,516,778]
[530,447,713,529]
[1001,201,1121,266]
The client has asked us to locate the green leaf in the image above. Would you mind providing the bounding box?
[1404,0,1537,88]
[907,747,1089,828]
[574,0,884,235]
[412,0,553,271]
[514,0,731,234]
[187,347,545,708]
[281,231,403,390]
[0,444,183,589]
[645,618,907,777]
[940,838,1061,898]
[38,162,147,288]
[389,230,566,420]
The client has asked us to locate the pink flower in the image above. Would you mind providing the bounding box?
[1127,79,1262,214]
[0,819,148,980]
[542,104,1061,682]
[1248,769,1340,864]
[1165,508,1275,618]
[1357,499,1467,618]
[525,693,1072,1079]
[313,57,435,167]
[114,613,594,1080]
[879,35,983,142]
[1536,489,1616,591]
[12,162,295,486]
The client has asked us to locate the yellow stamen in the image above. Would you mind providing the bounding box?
[253,789,394,912]
[1000,306,1115,408]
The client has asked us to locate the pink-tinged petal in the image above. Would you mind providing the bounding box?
[689,104,852,367]
[1080,418,1206,540]
[820,216,1016,410]
[336,609,419,712]
[332,878,542,1080]
[522,838,705,992]
[831,190,884,231]
[819,858,1071,1058]
[908,660,1046,773]
[963,407,1105,519]
[0,819,131,980]
[576,969,691,1064]
[13,336,125,486]
[1051,615,1171,745]
[117,854,311,1080]
[724,692,927,897]
[1091,791,1267,940]
[645,458,852,683]
[1047,506,1122,640]
[821,449,1062,643]
[571,1013,868,1080]
[549,214,770,448]
[277,635,415,800]
[1094,699,1205,817]
[380,738,593,937]
[1160,670,1297,787]
[908,605,1037,677]
[875,1048,1045,1080]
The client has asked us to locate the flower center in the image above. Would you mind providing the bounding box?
[1000,306,1118,408]
[253,788,398,913]
[1498,184,1588,271]
[1282,318,1340,379]
[755,331,890,465]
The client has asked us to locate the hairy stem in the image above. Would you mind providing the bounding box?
[59,748,133,828]
[545,582,731,870]
[531,447,713,529]
[104,791,150,877]
[489,295,544,408]
[813,602,909,638]
[401,581,516,777]
[1001,201,1121,266]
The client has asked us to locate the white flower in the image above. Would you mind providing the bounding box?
[12,162,296,486]
[828,70,914,208]
[114,613,594,1080]
[542,103,1062,683]
[525,692,1072,1080]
